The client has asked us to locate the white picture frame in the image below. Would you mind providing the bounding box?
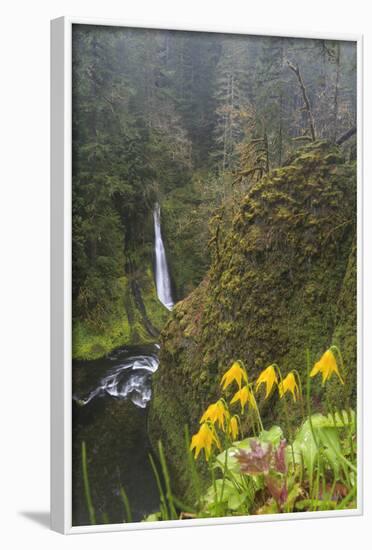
[51,16,363,534]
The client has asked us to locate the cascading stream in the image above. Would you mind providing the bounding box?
[153,203,174,310]
[73,353,159,409]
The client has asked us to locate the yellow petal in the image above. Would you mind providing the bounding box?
[310,361,321,377]
[255,365,278,399]
[221,362,247,390]
[280,372,299,402]
[310,349,344,385]
[229,416,239,440]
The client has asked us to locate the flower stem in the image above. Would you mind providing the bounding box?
[274,364,295,470]
[219,438,229,503]
[293,368,305,420]
[251,389,264,432]
[306,349,319,495]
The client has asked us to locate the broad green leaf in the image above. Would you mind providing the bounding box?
[232,437,254,450]
[291,420,318,475]
[228,491,247,511]
[317,427,342,476]
[143,512,161,522]
[290,413,350,478]
[214,447,242,475]
[310,411,355,431]
[204,479,249,511]
[204,479,234,504]
[258,426,283,446]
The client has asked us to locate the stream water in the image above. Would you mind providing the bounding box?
[72,205,173,526]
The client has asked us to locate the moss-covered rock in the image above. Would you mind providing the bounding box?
[149,141,357,500]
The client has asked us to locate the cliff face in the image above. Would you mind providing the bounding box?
[149,141,357,498]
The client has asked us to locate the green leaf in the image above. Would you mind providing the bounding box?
[143,512,162,522]
[290,413,353,478]
[214,448,242,476]
[258,426,283,447]
[291,420,318,474]
[310,411,355,431]
[317,427,342,476]
[284,483,302,512]
[204,479,248,512]
[256,499,279,515]
[228,491,246,511]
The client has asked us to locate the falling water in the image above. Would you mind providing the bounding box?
[153,203,174,310]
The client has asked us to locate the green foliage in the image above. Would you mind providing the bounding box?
[145,353,356,521]
[192,356,356,517]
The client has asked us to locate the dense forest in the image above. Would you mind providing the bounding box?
[72,26,356,359]
[72,26,357,526]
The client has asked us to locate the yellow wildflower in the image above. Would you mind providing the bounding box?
[310,349,344,385]
[279,372,299,402]
[221,361,248,391]
[190,422,220,460]
[200,400,228,430]
[255,365,278,399]
[230,385,256,412]
[228,415,239,441]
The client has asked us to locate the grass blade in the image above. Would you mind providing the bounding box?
[120,487,133,523]
[149,453,169,520]
[81,441,96,525]
[158,440,178,519]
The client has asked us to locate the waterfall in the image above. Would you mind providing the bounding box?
[153,203,174,310]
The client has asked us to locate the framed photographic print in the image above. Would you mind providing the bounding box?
[51,16,363,534]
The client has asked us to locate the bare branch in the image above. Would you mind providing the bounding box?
[287,60,316,141]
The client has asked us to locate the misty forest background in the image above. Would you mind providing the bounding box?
[72,26,356,362]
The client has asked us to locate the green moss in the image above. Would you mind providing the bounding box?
[72,270,169,360]
[72,317,130,361]
[149,142,357,499]
[326,240,357,406]
[139,267,170,330]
